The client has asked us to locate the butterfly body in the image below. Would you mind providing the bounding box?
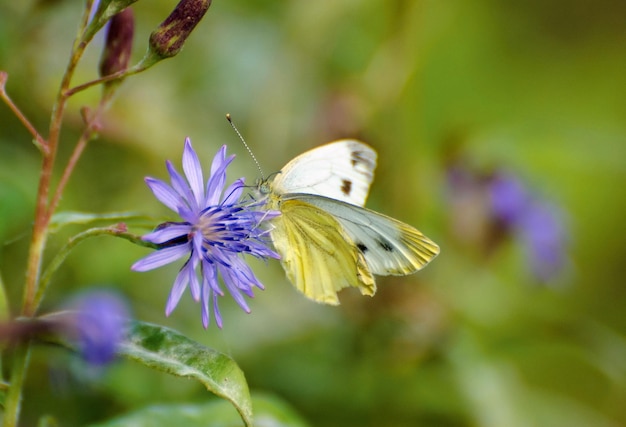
[263,140,439,304]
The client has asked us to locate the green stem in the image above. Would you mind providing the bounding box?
[0,72,48,154]
[47,105,103,219]
[3,345,31,427]
[65,51,158,98]
[6,5,96,427]
[22,0,94,318]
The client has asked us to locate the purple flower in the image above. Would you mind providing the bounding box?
[131,138,279,329]
[489,172,530,226]
[67,290,130,366]
[487,170,568,283]
[519,201,566,282]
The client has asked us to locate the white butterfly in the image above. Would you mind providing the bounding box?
[262,139,439,304]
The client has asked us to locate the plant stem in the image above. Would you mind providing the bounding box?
[0,72,48,154]
[47,105,104,219]
[65,59,149,97]
[5,6,96,427]
[21,30,89,318]
[3,345,31,427]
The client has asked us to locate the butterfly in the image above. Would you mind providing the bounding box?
[261,139,439,305]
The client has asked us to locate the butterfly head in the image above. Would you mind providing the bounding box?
[256,171,282,195]
[256,177,271,196]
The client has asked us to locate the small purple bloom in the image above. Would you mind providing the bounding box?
[489,172,530,226]
[487,170,568,283]
[447,163,569,284]
[68,290,130,366]
[519,201,566,282]
[131,138,279,329]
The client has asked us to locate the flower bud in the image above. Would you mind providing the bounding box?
[99,8,135,78]
[149,0,212,59]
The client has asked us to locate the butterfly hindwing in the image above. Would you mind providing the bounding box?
[272,140,377,207]
[289,194,440,276]
[269,198,375,304]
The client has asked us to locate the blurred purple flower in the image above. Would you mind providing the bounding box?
[489,172,530,226]
[519,201,566,282]
[68,290,130,366]
[131,138,279,329]
[447,162,568,283]
[488,170,567,283]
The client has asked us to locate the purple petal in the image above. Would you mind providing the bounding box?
[201,292,211,329]
[213,295,223,329]
[182,138,205,209]
[145,177,183,213]
[209,145,227,176]
[222,178,245,205]
[131,245,190,271]
[234,257,265,290]
[142,224,191,244]
[166,161,198,214]
[188,236,203,300]
[165,264,191,315]
[206,147,235,206]
[219,264,251,313]
[201,262,219,329]
[202,259,223,296]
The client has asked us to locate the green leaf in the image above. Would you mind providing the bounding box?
[38,316,253,426]
[118,321,253,426]
[87,393,310,427]
[251,394,311,427]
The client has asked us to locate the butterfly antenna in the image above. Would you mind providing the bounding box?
[226,113,265,180]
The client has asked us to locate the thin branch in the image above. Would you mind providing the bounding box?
[47,105,103,218]
[64,62,147,98]
[0,72,48,154]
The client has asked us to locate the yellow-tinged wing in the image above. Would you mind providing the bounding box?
[291,194,440,275]
[270,198,375,305]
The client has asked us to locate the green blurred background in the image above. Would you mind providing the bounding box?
[1,0,625,426]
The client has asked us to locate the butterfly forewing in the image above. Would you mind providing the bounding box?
[269,198,376,304]
[291,194,440,276]
[272,140,377,207]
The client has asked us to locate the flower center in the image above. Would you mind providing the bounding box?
[194,206,255,253]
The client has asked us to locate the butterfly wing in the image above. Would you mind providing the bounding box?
[290,194,440,276]
[270,198,376,304]
[272,140,377,206]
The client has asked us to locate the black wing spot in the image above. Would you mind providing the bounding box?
[378,239,394,252]
[341,179,352,196]
[356,242,368,253]
[351,150,366,167]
